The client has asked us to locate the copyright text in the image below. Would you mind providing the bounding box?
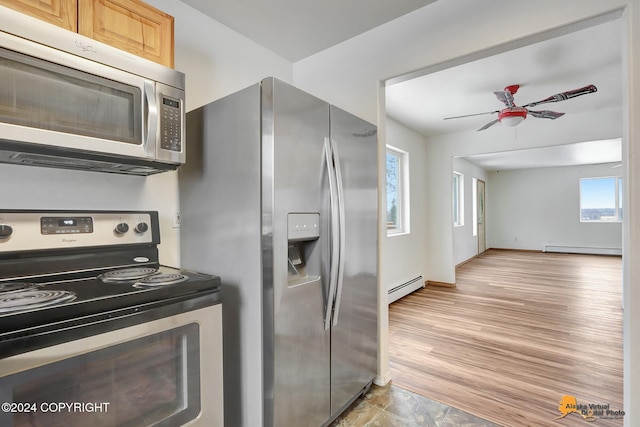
[1,402,110,413]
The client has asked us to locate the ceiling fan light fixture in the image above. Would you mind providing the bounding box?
[446,84,597,131]
[500,116,525,127]
[498,107,527,127]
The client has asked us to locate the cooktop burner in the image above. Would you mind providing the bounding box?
[0,282,40,294]
[134,273,189,288]
[0,290,77,313]
[98,267,159,283]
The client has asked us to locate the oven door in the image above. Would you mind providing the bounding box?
[0,301,222,427]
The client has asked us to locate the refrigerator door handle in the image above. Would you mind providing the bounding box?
[323,137,340,331]
[330,138,346,327]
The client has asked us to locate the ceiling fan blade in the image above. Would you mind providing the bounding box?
[523,84,597,108]
[527,109,566,119]
[444,110,499,120]
[494,90,515,107]
[477,119,499,131]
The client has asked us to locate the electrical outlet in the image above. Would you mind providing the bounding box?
[172,211,181,228]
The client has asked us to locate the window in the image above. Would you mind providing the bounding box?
[453,171,464,226]
[580,177,622,222]
[386,146,409,235]
[472,178,478,236]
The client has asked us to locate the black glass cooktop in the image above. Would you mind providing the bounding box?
[0,265,221,336]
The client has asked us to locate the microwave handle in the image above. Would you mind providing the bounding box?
[144,81,158,157]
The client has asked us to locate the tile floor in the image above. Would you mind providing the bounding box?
[330,383,501,427]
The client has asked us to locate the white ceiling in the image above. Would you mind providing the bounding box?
[178,1,623,171]
[385,19,623,138]
[385,19,623,171]
[179,0,437,61]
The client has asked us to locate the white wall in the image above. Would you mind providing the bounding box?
[383,118,429,295]
[146,0,292,112]
[0,0,293,268]
[0,163,185,263]
[487,163,623,252]
[452,158,489,265]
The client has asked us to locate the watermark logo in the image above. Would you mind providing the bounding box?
[75,41,97,54]
[555,395,624,422]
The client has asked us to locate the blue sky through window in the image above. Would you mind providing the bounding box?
[386,153,399,223]
[581,177,615,209]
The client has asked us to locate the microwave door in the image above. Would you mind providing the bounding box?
[0,38,153,160]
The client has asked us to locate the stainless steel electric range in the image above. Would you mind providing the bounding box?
[0,210,223,427]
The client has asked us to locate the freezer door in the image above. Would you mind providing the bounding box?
[328,106,378,417]
[182,84,264,427]
[264,78,332,427]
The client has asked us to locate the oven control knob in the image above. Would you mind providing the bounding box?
[0,224,12,239]
[114,223,129,235]
[135,222,149,234]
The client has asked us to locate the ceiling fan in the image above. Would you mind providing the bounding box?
[444,84,598,131]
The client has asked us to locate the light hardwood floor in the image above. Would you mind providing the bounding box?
[388,249,623,427]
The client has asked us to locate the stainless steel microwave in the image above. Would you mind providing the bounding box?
[0,6,185,176]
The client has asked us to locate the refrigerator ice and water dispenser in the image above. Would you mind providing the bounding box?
[287,212,321,286]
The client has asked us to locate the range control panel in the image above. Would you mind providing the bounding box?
[41,216,94,235]
[0,211,158,253]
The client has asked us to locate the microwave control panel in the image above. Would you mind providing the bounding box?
[160,96,182,153]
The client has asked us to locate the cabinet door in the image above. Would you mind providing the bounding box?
[78,0,174,68]
[0,0,77,31]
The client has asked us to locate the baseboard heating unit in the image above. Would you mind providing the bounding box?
[388,275,424,304]
[543,245,622,256]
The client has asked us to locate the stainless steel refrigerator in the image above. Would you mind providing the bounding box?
[179,77,378,427]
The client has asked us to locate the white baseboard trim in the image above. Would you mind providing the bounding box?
[543,245,622,256]
[387,275,424,304]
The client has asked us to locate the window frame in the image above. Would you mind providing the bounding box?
[453,171,464,227]
[579,176,623,223]
[472,177,478,236]
[386,145,409,235]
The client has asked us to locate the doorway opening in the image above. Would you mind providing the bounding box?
[382,11,625,425]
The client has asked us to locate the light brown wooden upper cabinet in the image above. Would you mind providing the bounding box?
[0,0,174,68]
[0,0,78,31]
[79,0,174,68]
